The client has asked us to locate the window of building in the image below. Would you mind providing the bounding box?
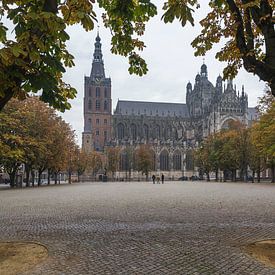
[96,100,100,110]
[88,118,92,130]
[96,130,99,136]
[154,125,161,139]
[88,88,92,97]
[117,123,125,140]
[143,124,149,140]
[104,119,107,125]
[104,100,108,111]
[160,150,169,171]
[104,131,107,142]
[104,88,108,98]
[130,124,137,140]
[88,100,92,110]
[186,150,194,171]
[96,119,100,125]
[96,87,100,98]
[173,152,182,170]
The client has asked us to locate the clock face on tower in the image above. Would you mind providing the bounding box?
[95,77,101,83]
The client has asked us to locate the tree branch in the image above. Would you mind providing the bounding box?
[0,88,15,111]
[43,0,58,13]
[244,8,254,51]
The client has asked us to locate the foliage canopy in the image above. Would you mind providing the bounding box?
[1,0,274,111]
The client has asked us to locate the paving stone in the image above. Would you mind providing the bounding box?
[0,181,275,274]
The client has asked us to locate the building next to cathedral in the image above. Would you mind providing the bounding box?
[82,34,258,179]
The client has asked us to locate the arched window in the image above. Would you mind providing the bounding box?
[160,150,169,171]
[96,100,100,110]
[88,100,92,110]
[173,152,182,170]
[130,124,137,140]
[117,123,125,140]
[186,150,194,171]
[88,87,92,97]
[165,127,172,140]
[88,118,92,131]
[104,88,108,98]
[154,125,161,139]
[104,100,108,111]
[96,87,100,98]
[143,124,149,140]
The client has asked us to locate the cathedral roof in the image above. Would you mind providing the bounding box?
[114,100,189,117]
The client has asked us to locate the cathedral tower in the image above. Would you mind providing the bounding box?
[82,33,112,152]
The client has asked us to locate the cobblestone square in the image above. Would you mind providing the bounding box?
[1,181,275,274]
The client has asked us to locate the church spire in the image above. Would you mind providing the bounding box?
[200,62,208,78]
[90,31,105,78]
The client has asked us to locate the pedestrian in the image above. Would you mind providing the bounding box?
[156,176,160,184]
[161,174,164,184]
[152,174,156,184]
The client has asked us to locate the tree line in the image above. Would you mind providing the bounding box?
[0,97,102,187]
[1,1,274,112]
[194,92,275,183]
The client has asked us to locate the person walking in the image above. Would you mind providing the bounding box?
[152,174,156,184]
[161,174,164,184]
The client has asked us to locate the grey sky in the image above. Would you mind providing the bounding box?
[61,2,265,145]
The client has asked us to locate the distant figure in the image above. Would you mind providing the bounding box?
[156,176,160,184]
[161,174,164,184]
[152,174,156,184]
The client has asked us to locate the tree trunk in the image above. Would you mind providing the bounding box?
[25,166,30,187]
[47,169,51,185]
[38,170,43,187]
[223,171,227,182]
[77,172,80,182]
[252,170,255,183]
[271,163,275,183]
[257,168,261,183]
[54,172,58,184]
[206,172,210,182]
[0,88,15,111]
[244,166,248,182]
[215,169,219,182]
[8,170,17,188]
[68,170,72,184]
[31,170,35,187]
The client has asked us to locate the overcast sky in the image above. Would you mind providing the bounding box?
[60,1,265,145]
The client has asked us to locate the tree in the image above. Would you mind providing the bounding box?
[0,0,96,111]
[106,147,120,179]
[251,101,275,182]
[135,145,153,181]
[195,141,213,181]
[248,128,266,183]
[71,149,90,182]
[0,97,78,187]
[100,0,275,95]
[87,151,103,177]
[0,99,38,187]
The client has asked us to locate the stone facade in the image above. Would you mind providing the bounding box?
[82,35,258,179]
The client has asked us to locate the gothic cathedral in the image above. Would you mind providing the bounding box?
[82,34,258,178]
